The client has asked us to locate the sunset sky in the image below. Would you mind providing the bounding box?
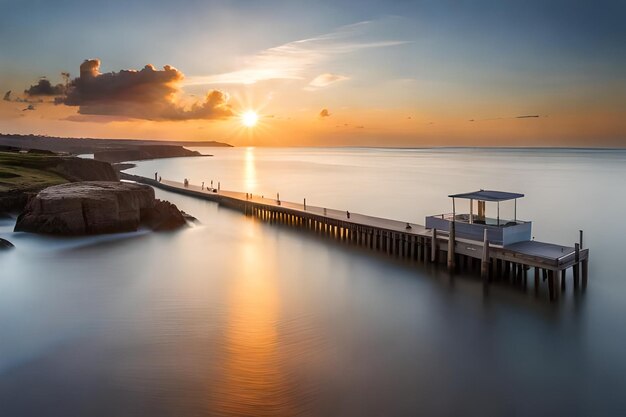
[1,0,625,147]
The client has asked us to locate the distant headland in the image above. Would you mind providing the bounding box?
[0,133,232,155]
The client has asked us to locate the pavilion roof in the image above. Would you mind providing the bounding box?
[448,190,524,202]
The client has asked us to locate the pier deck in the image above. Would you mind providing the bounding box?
[122,173,589,300]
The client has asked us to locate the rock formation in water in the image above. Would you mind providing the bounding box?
[0,237,14,249]
[142,199,187,231]
[14,181,187,235]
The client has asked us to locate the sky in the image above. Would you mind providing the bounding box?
[1,0,625,147]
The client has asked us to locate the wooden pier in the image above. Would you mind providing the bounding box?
[122,173,589,301]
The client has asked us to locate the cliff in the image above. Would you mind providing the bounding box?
[52,157,119,182]
[94,145,202,163]
[0,152,118,214]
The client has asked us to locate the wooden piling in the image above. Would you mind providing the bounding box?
[573,243,580,287]
[548,270,556,301]
[447,222,456,271]
[431,229,438,263]
[534,267,540,295]
[579,229,583,250]
[481,229,489,282]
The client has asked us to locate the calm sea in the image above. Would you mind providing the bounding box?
[1,147,625,416]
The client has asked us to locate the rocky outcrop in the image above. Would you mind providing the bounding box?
[51,158,118,182]
[141,199,187,231]
[0,190,33,214]
[15,182,157,235]
[0,238,14,249]
[0,155,119,215]
[181,211,197,223]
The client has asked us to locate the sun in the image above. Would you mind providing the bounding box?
[241,110,259,127]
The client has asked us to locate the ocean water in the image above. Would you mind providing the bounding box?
[1,147,625,416]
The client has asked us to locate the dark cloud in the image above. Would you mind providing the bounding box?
[3,90,42,103]
[319,108,331,118]
[470,114,542,122]
[53,59,233,121]
[25,78,66,96]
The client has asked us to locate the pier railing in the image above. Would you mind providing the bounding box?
[121,172,589,301]
[425,215,531,246]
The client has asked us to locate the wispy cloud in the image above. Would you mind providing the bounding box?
[185,21,406,86]
[307,73,349,89]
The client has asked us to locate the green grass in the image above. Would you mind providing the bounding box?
[0,152,68,192]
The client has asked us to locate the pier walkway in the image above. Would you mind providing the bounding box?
[122,173,589,300]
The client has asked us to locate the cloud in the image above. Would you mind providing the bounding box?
[3,90,42,104]
[469,114,543,122]
[53,59,233,121]
[308,73,349,89]
[24,78,66,96]
[23,104,36,111]
[319,108,331,118]
[186,21,406,86]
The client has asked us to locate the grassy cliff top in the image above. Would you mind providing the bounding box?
[0,152,68,192]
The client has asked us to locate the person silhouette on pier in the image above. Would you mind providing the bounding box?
[158,176,161,182]
[154,172,158,181]
[346,210,350,219]
[202,181,205,190]
[406,222,412,230]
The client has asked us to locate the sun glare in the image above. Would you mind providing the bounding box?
[242,111,259,127]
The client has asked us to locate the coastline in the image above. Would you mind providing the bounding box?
[0,147,196,236]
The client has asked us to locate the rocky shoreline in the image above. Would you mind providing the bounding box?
[15,182,186,235]
[1,150,192,242]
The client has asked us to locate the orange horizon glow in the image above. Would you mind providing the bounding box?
[1,7,625,147]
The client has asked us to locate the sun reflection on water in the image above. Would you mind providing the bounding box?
[213,232,296,416]
[244,146,258,192]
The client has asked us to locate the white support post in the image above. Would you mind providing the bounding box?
[452,197,456,221]
[497,201,500,226]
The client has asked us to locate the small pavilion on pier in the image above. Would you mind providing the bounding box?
[425,189,531,246]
